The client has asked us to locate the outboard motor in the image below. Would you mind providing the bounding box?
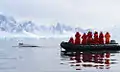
[110,40,117,44]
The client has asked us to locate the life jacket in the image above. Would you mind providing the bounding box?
[82,33,87,45]
[99,32,104,44]
[68,37,74,44]
[105,32,111,44]
[75,32,81,44]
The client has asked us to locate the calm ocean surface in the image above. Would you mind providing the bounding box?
[0,38,120,72]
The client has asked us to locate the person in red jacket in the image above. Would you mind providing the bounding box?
[82,33,87,45]
[75,32,81,44]
[99,32,104,44]
[94,31,99,44]
[87,31,92,44]
[105,32,111,44]
[68,37,74,44]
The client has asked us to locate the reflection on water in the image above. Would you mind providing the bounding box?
[0,49,17,71]
[0,38,120,72]
[60,51,119,70]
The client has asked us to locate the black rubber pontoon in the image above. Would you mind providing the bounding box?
[60,41,120,51]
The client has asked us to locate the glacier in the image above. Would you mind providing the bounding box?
[0,14,118,39]
[0,14,90,38]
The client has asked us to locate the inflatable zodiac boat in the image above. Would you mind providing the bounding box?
[60,40,120,51]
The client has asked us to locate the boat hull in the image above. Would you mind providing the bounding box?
[60,42,120,51]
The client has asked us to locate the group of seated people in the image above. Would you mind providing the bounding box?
[68,31,111,45]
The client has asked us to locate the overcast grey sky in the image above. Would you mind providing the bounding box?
[0,0,120,29]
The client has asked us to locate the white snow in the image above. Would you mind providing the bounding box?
[0,14,90,38]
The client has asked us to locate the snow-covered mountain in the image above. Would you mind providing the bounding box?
[0,14,17,32]
[0,14,91,38]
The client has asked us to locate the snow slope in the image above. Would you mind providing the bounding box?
[0,14,92,38]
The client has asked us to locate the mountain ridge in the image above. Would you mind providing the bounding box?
[0,14,93,37]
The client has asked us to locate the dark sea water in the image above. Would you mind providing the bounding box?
[0,38,120,72]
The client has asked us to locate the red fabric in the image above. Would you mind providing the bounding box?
[82,33,87,45]
[75,32,81,38]
[87,31,92,44]
[88,32,92,38]
[75,38,80,44]
[68,37,74,44]
[99,32,104,44]
[94,32,99,44]
[75,32,81,44]
[91,38,95,44]
[105,32,111,44]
